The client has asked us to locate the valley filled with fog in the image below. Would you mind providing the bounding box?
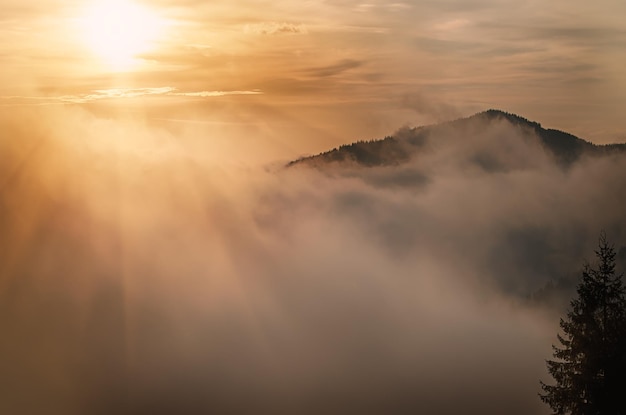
[1,106,625,414]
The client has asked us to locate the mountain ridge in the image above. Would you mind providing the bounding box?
[288,109,626,168]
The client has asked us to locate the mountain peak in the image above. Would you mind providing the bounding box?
[474,109,542,130]
[288,110,625,169]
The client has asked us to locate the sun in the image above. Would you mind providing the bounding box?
[79,0,166,70]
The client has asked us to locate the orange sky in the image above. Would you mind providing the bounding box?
[2,0,626,153]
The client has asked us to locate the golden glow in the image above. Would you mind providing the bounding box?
[79,0,166,71]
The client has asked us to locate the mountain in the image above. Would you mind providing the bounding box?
[288,109,626,168]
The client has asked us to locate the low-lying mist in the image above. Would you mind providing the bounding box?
[1,106,625,414]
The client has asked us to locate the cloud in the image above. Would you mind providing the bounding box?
[0,106,625,414]
[303,59,364,77]
[1,88,263,105]
[169,89,263,97]
[400,91,463,121]
[353,2,413,12]
[80,87,177,101]
[244,21,308,35]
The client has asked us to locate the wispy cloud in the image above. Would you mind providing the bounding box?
[244,21,308,35]
[303,59,364,78]
[355,2,412,12]
[80,87,177,101]
[169,90,263,97]
[1,88,263,105]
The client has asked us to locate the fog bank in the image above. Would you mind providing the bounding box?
[1,107,625,414]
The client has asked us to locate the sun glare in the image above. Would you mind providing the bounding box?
[79,0,166,70]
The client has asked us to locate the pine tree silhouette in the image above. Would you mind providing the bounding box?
[540,232,626,414]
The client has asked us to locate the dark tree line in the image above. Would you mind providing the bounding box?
[540,233,626,414]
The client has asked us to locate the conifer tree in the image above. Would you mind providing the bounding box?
[540,233,626,415]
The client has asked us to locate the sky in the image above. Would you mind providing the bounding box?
[2,0,626,154]
[2,1,626,414]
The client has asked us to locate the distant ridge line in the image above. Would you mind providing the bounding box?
[288,109,626,168]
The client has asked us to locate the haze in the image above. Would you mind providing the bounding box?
[1,1,626,414]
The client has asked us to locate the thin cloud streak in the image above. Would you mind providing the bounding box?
[244,21,308,35]
[1,87,264,105]
[169,89,263,97]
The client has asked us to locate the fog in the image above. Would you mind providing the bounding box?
[1,106,625,414]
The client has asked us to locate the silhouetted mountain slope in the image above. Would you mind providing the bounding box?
[288,109,626,168]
